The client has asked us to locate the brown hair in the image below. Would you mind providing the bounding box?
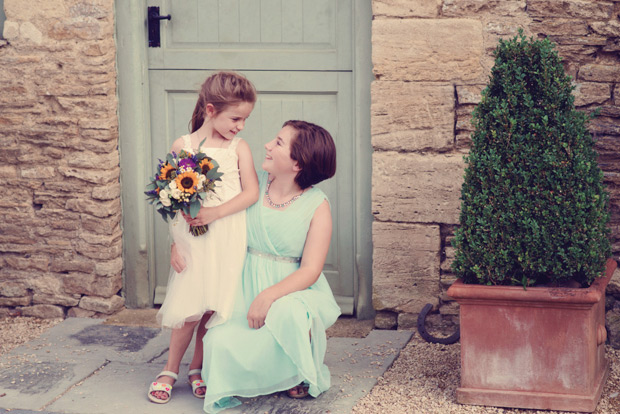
[189,72,257,133]
[284,120,337,189]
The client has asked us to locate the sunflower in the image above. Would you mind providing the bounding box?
[199,159,215,175]
[176,171,199,194]
[159,163,175,180]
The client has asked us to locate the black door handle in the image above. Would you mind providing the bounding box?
[148,6,171,48]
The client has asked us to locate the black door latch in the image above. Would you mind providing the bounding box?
[148,6,171,48]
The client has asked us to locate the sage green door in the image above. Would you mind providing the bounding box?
[146,0,355,313]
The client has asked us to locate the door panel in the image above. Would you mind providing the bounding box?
[147,0,355,314]
[147,0,351,70]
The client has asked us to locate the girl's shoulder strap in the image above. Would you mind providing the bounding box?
[181,134,192,148]
[228,136,242,152]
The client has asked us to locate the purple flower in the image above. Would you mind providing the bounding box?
[178,158,196,170]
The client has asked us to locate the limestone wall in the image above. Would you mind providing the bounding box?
[371,0,620,329]
[0,0,123,318]
[1,0,619,329]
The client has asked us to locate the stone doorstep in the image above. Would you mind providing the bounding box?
[0,315,412,414]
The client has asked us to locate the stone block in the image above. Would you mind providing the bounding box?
[75,238,122,260]
[527,0,612,19]
[374,311,397,330]
[58,166,119,185]
[589,21,620,38]
[372,152,465,223]
[3,21,19,39]
[0,165,18,178]
[440,274,458,290]
[550,35,607,47]
[397,312,417,330]
[78,116,117,130]
[27,274,65,296]
[0,282,28,297]
[48,20,104,41]
[456,131,473,150]
[456,85,485,105]
[4,255,49,272]
[79,295,124,314]
[606,309,620,349]
[529,19,589,36]
[443,0,526,17]
[35,209,81,230]
[33,191,70,209]
[95,257,123,277]
[67,150,119,170]
[573,82,610,106]
[33,293,80,307]
[371,82,454,151]
[456,107,475,132]
[92,181,120,200]
[81,214,122,235]
[373,19,484,82]
[65,197,120,218]
[17,304,65,319]
[608,267,620,297]
[79,229,122,246]
[67,307,96,318]
[373,0,441,18]
[63,273,122,297]
[373,222,441,312]
[579,64,620,83]
[19,21,43,45]
[50,257,96,273]
[0,296,32,306]
[441,257,455,273]
[439,301,460,316]
[4,0,67,20]
[394,293,440,315]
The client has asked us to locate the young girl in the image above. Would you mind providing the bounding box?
[148,72,259,404]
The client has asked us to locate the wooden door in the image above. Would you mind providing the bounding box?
[146,0,355,313]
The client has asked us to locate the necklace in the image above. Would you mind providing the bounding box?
[265,179,303,209]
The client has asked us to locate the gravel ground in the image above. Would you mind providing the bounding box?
[1,316,619,413]
[352,335,620,414]
[0,316,62,357]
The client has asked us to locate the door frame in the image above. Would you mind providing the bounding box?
[115,0,374,318]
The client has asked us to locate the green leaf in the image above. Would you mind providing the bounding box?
[189,200,201,218]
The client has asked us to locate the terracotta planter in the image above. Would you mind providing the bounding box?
[447,258,617,412]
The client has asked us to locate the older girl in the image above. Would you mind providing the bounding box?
[201,120,341,413]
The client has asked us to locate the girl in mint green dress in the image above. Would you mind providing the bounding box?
[202,120,340,413]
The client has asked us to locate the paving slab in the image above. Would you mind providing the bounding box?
[0,317,412,414]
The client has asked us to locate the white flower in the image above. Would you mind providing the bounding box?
[169,181,177,190]
[159,189,172,207]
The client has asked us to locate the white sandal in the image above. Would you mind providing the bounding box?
[188,368,206,399]
[148,370,178,404]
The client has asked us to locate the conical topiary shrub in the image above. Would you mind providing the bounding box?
[452,32,611,287]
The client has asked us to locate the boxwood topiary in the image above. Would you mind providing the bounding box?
[452,31,611,287]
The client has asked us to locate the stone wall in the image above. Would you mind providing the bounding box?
[371,0,620,331]
[0,0,123,318]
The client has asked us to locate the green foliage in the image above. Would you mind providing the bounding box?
[452,31,611,287]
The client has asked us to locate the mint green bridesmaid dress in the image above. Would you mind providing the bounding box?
[202,171,341,413]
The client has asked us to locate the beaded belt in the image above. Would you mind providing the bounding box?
[247,246,301,263]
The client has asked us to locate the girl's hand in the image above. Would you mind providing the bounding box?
[247,291,275,329]
[170,243,186,273]
[182,207,221,227]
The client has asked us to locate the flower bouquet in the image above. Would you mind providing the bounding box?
[145,143,223,236]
